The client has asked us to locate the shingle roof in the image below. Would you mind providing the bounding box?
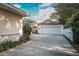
[38,19,60,25]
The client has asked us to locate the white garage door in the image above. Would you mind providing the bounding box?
[38,28,62,34]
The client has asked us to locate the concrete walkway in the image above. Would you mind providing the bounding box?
[0,34,79,56]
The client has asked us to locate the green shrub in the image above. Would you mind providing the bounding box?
[19,35,31,43]
[72,12,79,44]
[32,30,38,34]
[65,12,79,44]
[0,36,31,52]
[22,23,32,36]
[0,41,19,52]
[20,23,32,43]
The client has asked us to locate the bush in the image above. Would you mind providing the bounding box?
[19,35,31,43]
[0,36,31,52]
[23,23,32,36]
[0,41,18,52]
[72,12,79,44]
[32,30,38,34]
[66,12,79,44]
[0,35,31,52]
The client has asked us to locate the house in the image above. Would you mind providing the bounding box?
[0,3,28,42]
[22,17,36,26]
[38,19,63,34]
[23,18,38,34]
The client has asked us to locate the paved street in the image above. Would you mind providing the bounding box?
[0,34,79,56]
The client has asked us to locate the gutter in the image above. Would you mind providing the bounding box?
[0,3,29,16]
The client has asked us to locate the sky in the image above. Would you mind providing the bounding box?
[13,3,56,23]
[13,3,40,16]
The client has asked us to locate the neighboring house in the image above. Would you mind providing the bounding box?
[38,19,63,34]
[23,18,38,34]
[0,3,28,42]
[23,18,36,26]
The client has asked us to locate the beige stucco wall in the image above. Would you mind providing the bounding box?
[0,9,23,42]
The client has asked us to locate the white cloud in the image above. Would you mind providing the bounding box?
[39,3,52,8]
[13,4,21,8]
[32,7,56,23]
[31,3,57,23]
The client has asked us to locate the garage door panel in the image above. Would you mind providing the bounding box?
[39,28,62,34]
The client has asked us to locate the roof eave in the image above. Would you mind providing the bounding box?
[0,3,29,17]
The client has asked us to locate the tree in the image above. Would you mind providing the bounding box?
[50,12,60,19]
[52,3,79,44]
[50,12,65,25]
[50,3,79,25]
[66,12,79,44]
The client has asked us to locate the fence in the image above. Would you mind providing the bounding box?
[63,28,73,41]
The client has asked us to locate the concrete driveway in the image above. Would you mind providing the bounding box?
[0,34,79,56]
